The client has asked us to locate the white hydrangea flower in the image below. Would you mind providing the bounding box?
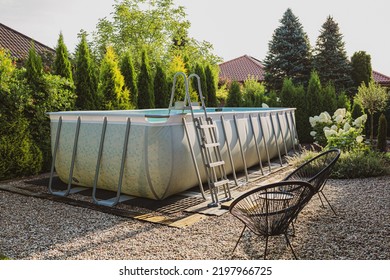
[309,116,316,127]
[324,129,337,137]
[335,115,344,124]
[319,112,331,123]
[334,108,347,118]
[262,103,269,108]
[331,125,338,131]
[310,131,317,137]
[343,123,351,131]
[356,136,364,143]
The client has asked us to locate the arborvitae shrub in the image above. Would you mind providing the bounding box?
[74,33,98,110]
[377,113,388,152]
[306,71,322,118]
[351,101,364,120]
[192,63,207,103]
[226,81,242,107]
[98,46,130,110]
[120,51,138,108]
[154,64,169,108]
[0,117,43,180]
[205,64,218,107]
[137,49,154,109]
[321,83,337,115]
[53,32,73,82]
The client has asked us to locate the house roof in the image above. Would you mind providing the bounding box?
[219,54,390,87]
[219,55,265,83]
[0,22,55,60]
[372,70,390,86]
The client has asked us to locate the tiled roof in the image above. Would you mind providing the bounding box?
[219,55,390,87]
[219,55,265,82]
[0,23,55,60]
[372,70,390,86]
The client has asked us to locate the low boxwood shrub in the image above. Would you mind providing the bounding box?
[287,149,390,179]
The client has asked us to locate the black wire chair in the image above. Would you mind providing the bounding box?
[229,181,315,259]
[283,148,341,215]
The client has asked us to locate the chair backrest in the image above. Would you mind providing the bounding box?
[229,181,314,237]
[283,148,340,192]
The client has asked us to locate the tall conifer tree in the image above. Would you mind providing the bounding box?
[53,32,73,82]
[154,64,169,108]
[313,16,353,94]
[205,64,217,107]
[306,71,322,118]
[120,51,138,108]
[98,46,130,110]
[74,33,97,109]
[192,63,207,104]
[137,49,154,109]
[351,51,372,89]
[263,8,312,92]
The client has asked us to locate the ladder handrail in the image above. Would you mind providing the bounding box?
[168,72,189,113]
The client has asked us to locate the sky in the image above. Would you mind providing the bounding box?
[1,0,390,75]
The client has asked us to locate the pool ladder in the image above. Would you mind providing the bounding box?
[170,72,232,207]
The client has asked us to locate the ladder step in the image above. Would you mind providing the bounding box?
[199,123,216,129]
[206,161,225,168]
[212,179,230,188]
[203,142,219,148]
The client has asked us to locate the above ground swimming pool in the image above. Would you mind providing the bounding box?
[48,107,297,202]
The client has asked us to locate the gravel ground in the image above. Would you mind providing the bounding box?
[0,176,389,260]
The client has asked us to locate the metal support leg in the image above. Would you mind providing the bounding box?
[289,111,299,151]
[221,116,238,186]
[49,116,86,196]
[258,114,271,172]
[284,111,296,153]
[234,115,249,181]
[93,117,133,206]
[276,112,288,155]
[183,118,206,199]
[48,116,62,194]
[249,115,264,175]
[269,113,283,167]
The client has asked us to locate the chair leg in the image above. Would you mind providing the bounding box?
[232,226,246,254]
[263,236,269,260]
[290,221,296,237]
[317,192,326,208]
[319,190,337,216]
[284,233,298,259]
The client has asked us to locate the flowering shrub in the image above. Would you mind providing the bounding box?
[309,108,367,152]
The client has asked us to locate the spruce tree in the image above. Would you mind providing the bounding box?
[137,49,154,109]
[98,46,130,110]
[313,16,353,94]
[226,81,242,107]
[74,33,98,109]
[351,51,373,89]
[53,32,73,82]
[154,64,169,108]
[120,51,138,108]
[263,8,312,92]
[205,64,218,107]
